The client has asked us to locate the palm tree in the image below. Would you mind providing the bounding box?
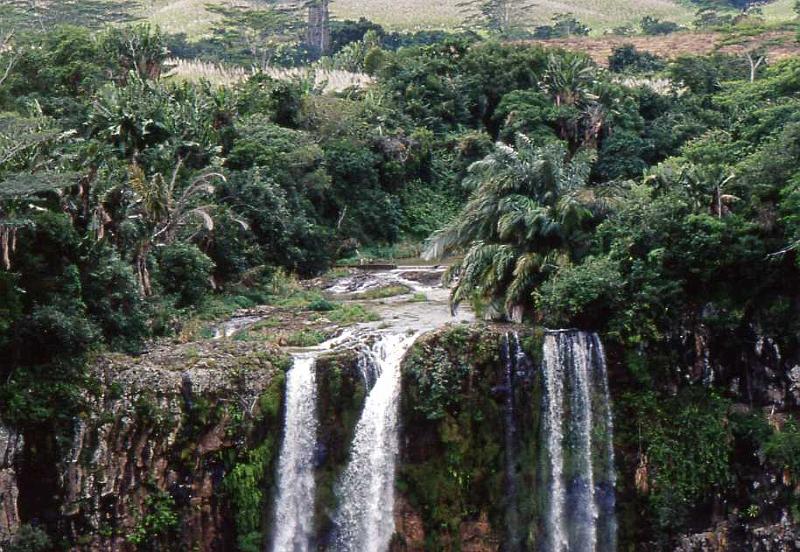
[424,135,600,321]
[541,54,604,152]
[123,160,223,295]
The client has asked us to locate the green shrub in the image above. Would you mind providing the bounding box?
[640,16,682,35]
[624,389,733,536]
[609,44,665,74]
[224,374,285,552]
[764,418,800,476]
[157,243,214,307]
[364,46,386,75]
[533,13,591,38]
[285,329,327,347]
[82,248,147,351]
[5,525,52,552]
[128,491,179,548]
[16,304,98,362]
[535,256,624,328]
[308,298,335,311]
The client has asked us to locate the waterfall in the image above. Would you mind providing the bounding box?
[270,355,320,552]
[593,337,618,551]
[502,332,529,551]
[333,332,417,552]
[541,331,617,552]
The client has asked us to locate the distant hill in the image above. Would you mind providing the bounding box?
[524,29,800,66]
[138,0,797,38]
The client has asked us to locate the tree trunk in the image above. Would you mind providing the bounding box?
[306,0,330,57]
[746,52,765,83]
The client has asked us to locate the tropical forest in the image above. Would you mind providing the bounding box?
[1,0,800,550]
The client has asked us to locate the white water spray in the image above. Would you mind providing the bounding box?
[270,355,319,552]
[542,334,568,552]
[333,332,417,552]
[541,331,617,552]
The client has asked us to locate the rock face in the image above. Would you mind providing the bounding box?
[639,317,800,551]
[0,423,22,542]
[58,340,286,551]
[677,515,800,552]
[3,318,800,551]
[395,324,538,551]
[747,512,800,551]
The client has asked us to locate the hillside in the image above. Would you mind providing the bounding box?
[138,0,797,37]
[526,29,800,66]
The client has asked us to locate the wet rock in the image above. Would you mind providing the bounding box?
[0,423,22,542]
[395,270,443,286]
[59,340,286,551]
[787,365,800,407]
[676,523,730,551]
[391,496,425,552]
[748,510,800,551]
[459,512,500,552]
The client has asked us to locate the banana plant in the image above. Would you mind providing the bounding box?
[123,159,224,296]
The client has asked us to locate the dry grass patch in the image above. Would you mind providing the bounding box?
[167,58,373,91]
[139,0,695,35]
[523,30,800,66]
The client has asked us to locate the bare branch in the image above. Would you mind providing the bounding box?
[0,31,18,88]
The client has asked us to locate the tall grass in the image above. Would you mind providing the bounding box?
[167,58,374,91]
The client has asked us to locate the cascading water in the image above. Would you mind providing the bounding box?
[501,332,531,552]
[268,267,471,551]
[541,330,617,552]
[270,355,320,552]
[592,337,617,552]
[333,332,418,552]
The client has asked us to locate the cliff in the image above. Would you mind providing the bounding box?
[2,322,800,551]
[5,340,289,551]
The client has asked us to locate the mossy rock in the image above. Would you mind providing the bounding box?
[398,323,543,550]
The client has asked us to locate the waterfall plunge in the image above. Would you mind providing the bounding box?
[501,332,535,552]
[333,332,417,552]
[541,331,617,552]
[270,355,320,552]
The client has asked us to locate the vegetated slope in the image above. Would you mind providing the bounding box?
[138,0,698,36]
[332,0,797,31]
[526,29,800,66]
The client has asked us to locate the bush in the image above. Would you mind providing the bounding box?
[235,74,306,127]
[399,179,461,239]
[640,16,682,35]
[609,45,665,73]
[157,243,214,307]
[764,418,800,476]
[533,13,591,38]
[329,18,385,54]
[624,389,733,536]
[535,256,624,328]
[82,248,148,351]
[363,47,386,75]
[493,90,558,143]
[219,169,334,276]
[128,491,179,548]
[15,303,98,364]
[596,130,651,180]
[308,297,335,311]
[5,525,51,552]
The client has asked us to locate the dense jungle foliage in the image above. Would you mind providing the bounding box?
[2,10,800,548]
